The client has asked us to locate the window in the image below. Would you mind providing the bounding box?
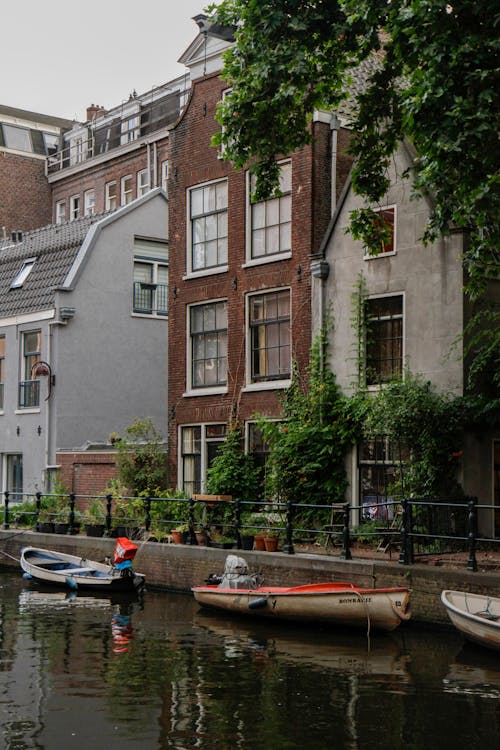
[364,206,396,257]
[55,201,66,224]
[121,175,133,205]
[105,181,117,211]
[42,132,59,158]
[249,290,291,383]
[188,180,228,273]
[84,189,95,216]
[133,239,168,316]
[71,136,84,165]
[366,295,403,386]
[120,116,140,144]
[161,160,169,195]
[0,336,4,410]
[180,424,226,496]
[137,169,150,197]
[2,124,32,152]
[247,422,272,500]
[358,437,409,521]
[248,161,291,261]
[19,330,41,408]
[189,301,227,389]
[11,258,36,288]
[69,195,80,221]
[5,455,23,502]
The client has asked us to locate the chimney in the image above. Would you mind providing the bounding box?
[86,103,106,121]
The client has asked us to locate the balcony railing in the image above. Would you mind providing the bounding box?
[18,380,40,408]
[133,283,168,316]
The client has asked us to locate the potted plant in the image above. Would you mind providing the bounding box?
[172,524,189,544]
[84,497,106,537]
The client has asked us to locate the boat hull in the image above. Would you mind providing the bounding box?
[192,582,411,632]
[20,546,145,593]
[441,590,500,651]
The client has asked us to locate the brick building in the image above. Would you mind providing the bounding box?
[166,25,354,494]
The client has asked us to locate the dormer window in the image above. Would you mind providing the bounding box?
[11,258,36,288]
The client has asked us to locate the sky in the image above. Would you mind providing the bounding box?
[1,0,212,122]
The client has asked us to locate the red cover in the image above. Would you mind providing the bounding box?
[113,537,138,564]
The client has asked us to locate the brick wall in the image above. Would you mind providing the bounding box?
[57,450,118,498]
[50,137,169,220]
[167,72,332,481]
[0,151,52,234]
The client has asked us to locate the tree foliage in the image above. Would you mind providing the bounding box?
[115,418,169,495]
[211,0,499,296]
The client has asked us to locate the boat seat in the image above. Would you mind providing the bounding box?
[63,567,97,576]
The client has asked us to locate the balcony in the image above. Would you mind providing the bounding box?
[18,380,40,408]
[133,283,168,316]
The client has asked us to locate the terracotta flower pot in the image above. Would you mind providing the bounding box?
[264,536,278,552]
[254,534,266,551]
[172,530,185,544]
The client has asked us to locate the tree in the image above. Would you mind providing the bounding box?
[115,418,169,495]
[211,0,499,297]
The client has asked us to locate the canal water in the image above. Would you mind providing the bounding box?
[0,569,498,750]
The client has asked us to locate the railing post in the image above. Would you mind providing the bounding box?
[186,496,196,545]
[340,502,351,560]
[104,494,113,537]
[35,491,42,529]
[68,493,76,535]
[467,497,478,572]
[234,497,242,548]
[283,498,295,554]
[3,491,9,530]
[399,498,414,565]
[144,497,151,532]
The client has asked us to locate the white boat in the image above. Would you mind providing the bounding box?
[192,556,411,632]
[441,590,500,651]
[20,542,145,593]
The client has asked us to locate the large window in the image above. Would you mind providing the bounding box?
[5,454,23,502]
[248,161,291,261]
[358,437,409,521]
[366,295,403,386]
[0,336,4,410]
[137,169,150,197]
[55,201,66,224]
[180,424,227,496]
[189,301,227,389]
[133,239,168,316]
[2,124,32,152]
[249,290,291,383]
[364,206,396,257]
[19,330,41,408]
[188,180,228,273]
[120,116,140,144]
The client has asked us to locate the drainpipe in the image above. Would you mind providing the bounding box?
[146,143,152,190]
[330,113,340,216]
[153,142,158,188]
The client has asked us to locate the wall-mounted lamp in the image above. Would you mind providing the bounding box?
[37,425,42,436]
[297,264,302,281]
[31,360,55,400]
[16,426,20,436]
[173,286,178,300]
[232,276,238,291]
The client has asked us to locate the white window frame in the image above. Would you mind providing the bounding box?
[11,258,36,289]
[161,160,169,195]
[69,194,80,221]
[133,259,168,317]
[244,287,292,392]
[55,201,66,224]
[120,115,140,145]
[178,423,227,496]
[245,159,292,266]
[363,205,397,259]
[84,189,95,216]
[2,124,32,153]
[105,181,117,211]
[186,178,228,278]
[185,299,228,396]
[121,175,133,205]
[137,169,150,197]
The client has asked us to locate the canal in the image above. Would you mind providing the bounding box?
[0,569,498,750]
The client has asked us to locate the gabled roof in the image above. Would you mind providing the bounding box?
[0,188,168,320]
[0,213,108,318]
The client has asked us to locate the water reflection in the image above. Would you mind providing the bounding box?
[0,570,498,750]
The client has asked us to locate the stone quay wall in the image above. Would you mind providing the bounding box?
[1,530,498,628]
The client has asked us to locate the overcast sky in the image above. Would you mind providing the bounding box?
[1,0,211,121]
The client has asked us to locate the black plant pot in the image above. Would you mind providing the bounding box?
[240,535,255,551]
[54,522,69,535]
[37,521,55,533]
[85,523,105,538]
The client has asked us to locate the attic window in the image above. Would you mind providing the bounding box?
[11,258,36,288]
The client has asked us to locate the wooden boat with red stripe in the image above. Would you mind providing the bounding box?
[192,581,412,632]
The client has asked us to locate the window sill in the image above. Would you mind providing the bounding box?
[363,250,397,260]
[242,252,291,269]
[183,266,228,281]
[15,408,41,414]
[131,312,168,319]
[183,387,228,398]
[242,379,291,393]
